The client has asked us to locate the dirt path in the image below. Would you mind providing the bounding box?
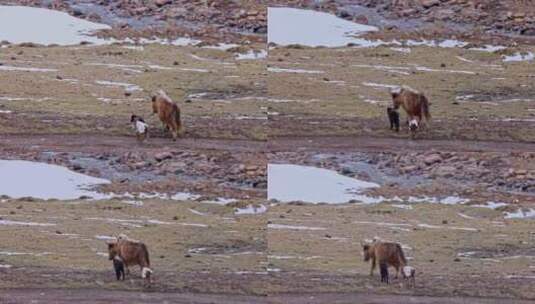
[1,134,533,155]
[2,289,533,304]
[0,289,269,304]
[0,134,266,154]
[269,136,535,153]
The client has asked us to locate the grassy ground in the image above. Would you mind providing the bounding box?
[0,198,267,293]
[267,202,535,299]
[267,44,535,141]
[0,43,266,140]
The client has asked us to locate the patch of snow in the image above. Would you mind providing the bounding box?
[95,80,142,92]
[268,67,324,74]
[0,220,55,226]
[235,204,267,215]
[236,49,267,60]
[503,52,534,62]
[390,47,411,53]
[473,202,508,209]
[0,66,57,72]
[268,224,326,231]
[504,208,535,219]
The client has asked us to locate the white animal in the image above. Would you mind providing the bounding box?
[408,118,419,131]
[402,265,416,288]
[135,120,148,134]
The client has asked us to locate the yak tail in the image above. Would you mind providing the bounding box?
[420,95,431,121]
[396,244,407,266]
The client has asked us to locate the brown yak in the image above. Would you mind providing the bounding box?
[391,86,431,134]
[362,240,407,279]
[107,234,152,285]
[152,90,182,141]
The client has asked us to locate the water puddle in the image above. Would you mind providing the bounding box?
[0,5,110,45]
[267,164,381,204]
[0,160,110,200]
[268,7,378,47]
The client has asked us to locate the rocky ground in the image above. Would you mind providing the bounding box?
[263,3,535,302]
[1,2,534,303]
[0,0,267,44]
[0,42,267,197]
[268,0,535,44]
[269,149,535,205]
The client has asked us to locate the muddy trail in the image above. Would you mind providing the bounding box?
[2,289,534,304]
[269,136,535,153]
[0,134,266,154]
[1,134,533,155]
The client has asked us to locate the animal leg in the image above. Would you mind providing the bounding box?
[370,258,376,276]
[169,120,179,141]
[395,266,399,279]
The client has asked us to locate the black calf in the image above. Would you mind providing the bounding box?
[380,262,389,284]
[113,256,125,281]
[387,107,400,132]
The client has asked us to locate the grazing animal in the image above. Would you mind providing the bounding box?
[387,107,400,132]
[380,262,389,284]
[113,256,125,281]
[151,90,182,141]
[391,86,431,134]
[362,240,407,279]
[131,114,149,142]
[107,234,152,286]
[402,266,416,288]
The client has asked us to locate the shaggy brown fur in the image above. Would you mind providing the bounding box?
[107,236,152,285]
[391,86,431,132]
[152,90,182,141]
[363,241,407,279]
